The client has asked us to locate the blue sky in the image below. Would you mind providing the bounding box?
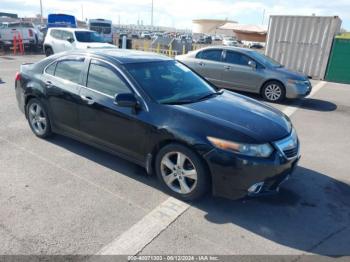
[1,0,349,30]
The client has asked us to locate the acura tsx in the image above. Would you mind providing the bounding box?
[15,49,300,201]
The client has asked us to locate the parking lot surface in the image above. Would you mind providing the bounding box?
[0,55,349,257]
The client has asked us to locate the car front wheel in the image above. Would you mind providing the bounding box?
[155,143,210,201]
[262,81,286,102]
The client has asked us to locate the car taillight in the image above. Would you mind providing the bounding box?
[15,72,21,81]
[28,29,33,37]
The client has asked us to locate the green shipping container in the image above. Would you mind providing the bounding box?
[326,36,350,84]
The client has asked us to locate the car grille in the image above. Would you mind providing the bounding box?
[274,128,299,160]
[283,147,299,159]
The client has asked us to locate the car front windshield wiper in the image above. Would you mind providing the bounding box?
[162,99,197,105]
[162,90,223,105]
[194,90,223,102]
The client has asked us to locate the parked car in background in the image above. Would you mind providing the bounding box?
[176,46,312,102]
[43,28,115,56]
[211,35,222,41]
[140,31,151,39]
[88,19,113,44]
[131,33,139,39]
[0,22,42,51]
[222,36,239,46]
[15,49,300,201]
[194,35,212,44]
[249,43,264,49]
[47,14,77,28]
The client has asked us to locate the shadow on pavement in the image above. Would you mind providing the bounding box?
[48,135,349,256]
[196,166,350,256]
[237,91,337,112]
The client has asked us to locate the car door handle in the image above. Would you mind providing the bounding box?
[81,95,95,105]
[224,65,231,70]
[45,81,53,88]
[198,62,205,66]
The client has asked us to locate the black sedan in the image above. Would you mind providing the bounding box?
[15,49,300,201]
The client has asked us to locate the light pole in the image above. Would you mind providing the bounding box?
[151,0,154,27]
[40,0,43,24]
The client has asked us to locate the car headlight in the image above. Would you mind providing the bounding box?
[207,137,274,158]
[287,79,308,85]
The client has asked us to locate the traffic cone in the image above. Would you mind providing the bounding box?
[18,33,24,55]
[13,35,17,55]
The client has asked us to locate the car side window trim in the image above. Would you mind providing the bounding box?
[43,56,86,86]
[196,49,223,62]
[222,50,262,68]
[85,59,132,98]
[81,57,149,112]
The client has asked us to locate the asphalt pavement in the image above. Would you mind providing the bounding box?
[0,55,349,258]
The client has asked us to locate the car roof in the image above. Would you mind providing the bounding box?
[195,45,254,54]
[61,49,173,64]
[48,27,92,32]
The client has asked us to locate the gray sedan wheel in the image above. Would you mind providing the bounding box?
[262,81,286,102]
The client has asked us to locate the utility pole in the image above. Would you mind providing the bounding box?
[151,0,154,27]
[262,9,265,25]
[40,0,43,24]
[81,4,84,21]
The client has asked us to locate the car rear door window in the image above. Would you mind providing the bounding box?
[45,62,56,75]
[61,30,73,41]
[87,61,130,97]
[224,51,251,66]
[54,59,84,84]
[196,50,222,62]
[50,29,62,40]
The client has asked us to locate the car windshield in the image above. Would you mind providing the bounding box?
[250,51,283,68]
[125,61,218,104]
[74,31,105,43]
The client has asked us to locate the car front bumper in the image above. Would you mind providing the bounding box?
[286,81,312,99]
[204,148,300,200]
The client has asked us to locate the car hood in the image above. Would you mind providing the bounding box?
[175,91,291,143]
[275,66,308,80]
[75,42,116,49]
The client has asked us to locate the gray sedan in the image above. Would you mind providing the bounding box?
[176,46,312,102]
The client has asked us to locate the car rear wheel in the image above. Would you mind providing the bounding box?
[26,99,52,138]
[45,47,53,57]
[155,143,210,201]
[262,81,286,102]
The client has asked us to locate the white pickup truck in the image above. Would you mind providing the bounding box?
[0,22,43,51]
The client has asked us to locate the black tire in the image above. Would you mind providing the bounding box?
[26,98,52,138]
[155,143,210,201]
[45,46,53,57]
[261,80,286,103]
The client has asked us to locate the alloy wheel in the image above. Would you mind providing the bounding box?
[264,84,282,101]
[160,151,198,195]
[28,103,47,136]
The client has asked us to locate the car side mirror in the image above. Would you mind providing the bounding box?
[248,60,257,69]
[114,93,139,110]
[67,37,74,43]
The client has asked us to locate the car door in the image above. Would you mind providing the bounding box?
[61,30,75,52]
[42,56,85,136]
[189,49,224,87]
[78,58,148,162]
[49,29,64,53]
[221,50,265,91]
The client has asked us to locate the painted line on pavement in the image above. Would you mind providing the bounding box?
[96,80,327,256]
[97,197,189,255]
